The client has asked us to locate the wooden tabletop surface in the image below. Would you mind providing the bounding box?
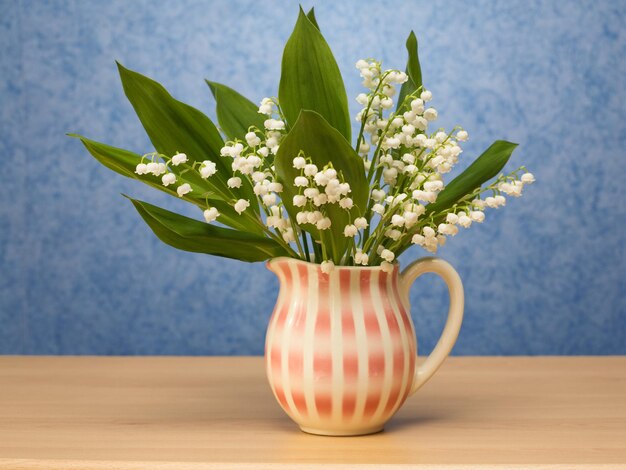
[0,356,624,469]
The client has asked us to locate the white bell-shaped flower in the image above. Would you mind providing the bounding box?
[161,173,176,187]
[176,183,192,197]
[171,153,188,166]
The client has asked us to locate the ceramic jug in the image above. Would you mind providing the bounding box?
[265,256,464,436]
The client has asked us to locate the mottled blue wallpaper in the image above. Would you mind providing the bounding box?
[1,0,625,355]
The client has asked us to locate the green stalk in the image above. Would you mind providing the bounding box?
[300,227,311,262]
[243,212,300,258]
[355,70,392,153]
[290,220,306,259]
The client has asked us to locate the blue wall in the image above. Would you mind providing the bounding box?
[1,0,625,355]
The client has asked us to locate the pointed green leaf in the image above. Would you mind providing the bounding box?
[116,62,257,205]
[275,110,366,262]
[117,62,223,167]
[278,9,351,140]
[206,81,265,141]
[127,196,288,262]
[70,133,161,184]
[306,7,320,30]
[70,134,258,233]
[71,134,207,198]
[426,140,519,213]
[396,31,423,111]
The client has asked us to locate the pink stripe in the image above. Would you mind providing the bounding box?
[315,394,332,418]
[360,271,377,340]
[343,353,358,379]
[377,271,401,414]
[392,269,413,342]
[384,384,403,415]
[379,272,401,339]
[362,270,384,418]
[338,270,358,419]
[266,261,291,399]
[273,385,289,409]
[392,271,416,405]
[267,261,292,344]
[385,272,413,414]
[343,393,357,418]
[287,264,309,417]
[291,389,307,413]
[314,272,331,341]
[340,273,357,369]
[314,272,332,418]
[313,354,332,377]
[289,350,303,375]
[270,346,282,373]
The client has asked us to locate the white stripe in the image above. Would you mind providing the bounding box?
[370,271,394,423]
[303,264,319,422]
[281,261,303,422]
[330,269,343,424]
[351,270,368,424]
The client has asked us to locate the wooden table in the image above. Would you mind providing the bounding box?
[0,357,624,469]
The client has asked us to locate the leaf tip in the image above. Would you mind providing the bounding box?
[497,140,519,149]
[121,193,139,207]
[205,79,217,97]
[306,7,320,29]
[116,61,132,84]
[406,30,418,49]
[296,5,316,28]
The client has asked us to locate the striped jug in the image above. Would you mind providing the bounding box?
[265,256,464,436]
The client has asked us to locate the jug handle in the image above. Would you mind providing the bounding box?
[399,257,464,395]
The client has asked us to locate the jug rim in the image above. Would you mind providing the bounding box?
[266,256,400,273]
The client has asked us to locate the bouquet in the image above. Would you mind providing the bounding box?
[73,7,533,272]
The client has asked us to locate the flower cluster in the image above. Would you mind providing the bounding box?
[216,99,296,243]
[134,151,195,197]
[132,58,534,271]
[345,59,534,268]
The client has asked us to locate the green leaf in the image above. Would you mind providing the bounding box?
[116,62,257,207]
[71,134,206,198]
[275,110,366,262]
[206,81,265,141]
[117,62,223,168]
[278,8,351,141]
[70,134,257,233]
[427,140,519,213]
[306,7,320,30]
[396,31,423,111]
[69,133,159,183]
[126,196,288,262]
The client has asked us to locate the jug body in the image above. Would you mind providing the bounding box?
[265,257,417,436]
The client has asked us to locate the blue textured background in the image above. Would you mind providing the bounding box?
[1,0,625,355]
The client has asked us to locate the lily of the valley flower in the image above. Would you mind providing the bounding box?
[128,54,532,269]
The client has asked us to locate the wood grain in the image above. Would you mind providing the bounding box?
[0,356,624,469]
